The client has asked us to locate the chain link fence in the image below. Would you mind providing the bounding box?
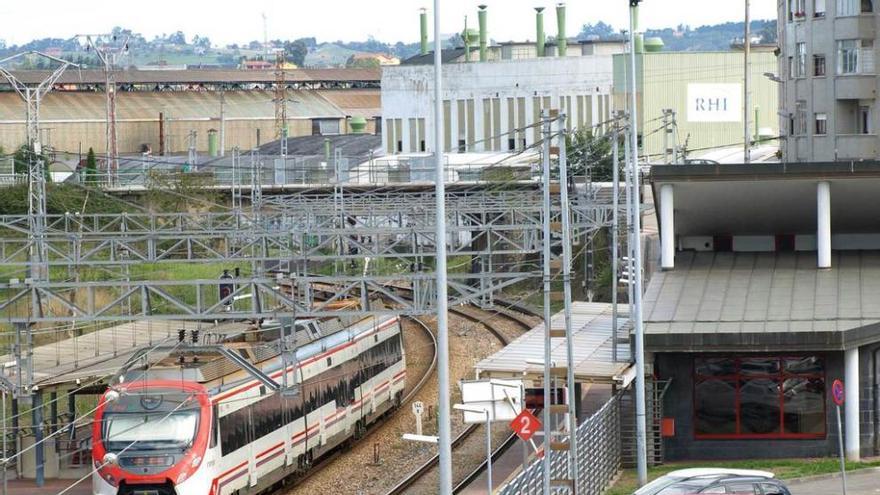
[499,391,623,495]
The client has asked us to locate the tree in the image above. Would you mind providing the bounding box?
[282,40,309,67]
[13,144,50,179]
[167,31,187,45]
[85,147,98,184]
[577,21,616,40]
[346,55,380,69]
[248,40,263,50]
[566,128,615,182]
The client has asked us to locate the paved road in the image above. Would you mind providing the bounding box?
[791,469,880,495]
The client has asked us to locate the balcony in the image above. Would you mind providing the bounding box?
[835,134,878,159]
[834,14,876,39]
[836,74,877,99]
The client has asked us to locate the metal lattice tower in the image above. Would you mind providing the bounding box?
[274,49,288,156]
[84,34,130,185]
[0,51,75,396]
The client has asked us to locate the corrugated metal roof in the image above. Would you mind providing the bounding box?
[0,90,345,121]
[644,251,880,339]
[317,89,381,117]
[475,302,632,383]
[2,68,380,85]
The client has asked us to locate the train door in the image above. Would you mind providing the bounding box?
[247,406,258,487]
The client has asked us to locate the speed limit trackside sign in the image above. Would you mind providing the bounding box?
[510,409,541,442]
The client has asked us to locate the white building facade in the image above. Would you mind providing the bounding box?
[381,56,615,155]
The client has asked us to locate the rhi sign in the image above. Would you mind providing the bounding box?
[687,83,742,123]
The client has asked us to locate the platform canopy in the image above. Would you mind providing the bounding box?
[475,302,633,385]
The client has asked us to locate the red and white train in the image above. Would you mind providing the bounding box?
[92,315,405,495]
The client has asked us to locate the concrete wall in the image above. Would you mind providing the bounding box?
[613,51,779,160]
[653,351,879,460]
[381,56,614,154]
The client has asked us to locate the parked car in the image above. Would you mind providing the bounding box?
[633,468,792,495]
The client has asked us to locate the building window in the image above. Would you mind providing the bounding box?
[838,0,872,15]
[796,101,808,134]
[815,0,827,16]
[796,43,807,77]
[860,105,871,133]
[814,54,826,76]
[815,113,828,135]
[694,356,826,439]
[838,39,860,74]
[791,0,807,18]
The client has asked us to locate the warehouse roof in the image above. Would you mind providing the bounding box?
[644,250,880,351]
[475,302,632,384]
[1,68,380,85]
[0,89,347,121]
[316,89,381,117]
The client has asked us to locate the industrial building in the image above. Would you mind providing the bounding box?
[647,163,880,461]
[613,48,779,162]
[382,5,622,155]
[778,0,879,161]
[0,68,380,155]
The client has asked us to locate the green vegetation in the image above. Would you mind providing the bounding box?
[606,458,880,495]
[84,147,98,185]
[0,183,135,215]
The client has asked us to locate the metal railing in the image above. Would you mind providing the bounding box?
[499,392,623,495]
[65,153,539,189]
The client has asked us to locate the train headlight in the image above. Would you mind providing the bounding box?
[104,389,121,403]
[191,455,202,468]
[102,453,119,466]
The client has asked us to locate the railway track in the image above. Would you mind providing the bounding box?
[384,300,539,495]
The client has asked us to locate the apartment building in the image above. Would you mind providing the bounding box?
[780,0,879,160]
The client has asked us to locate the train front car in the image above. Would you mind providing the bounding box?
[92,380,214,495]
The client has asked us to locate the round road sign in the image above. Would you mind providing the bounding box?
[831,379,845,406]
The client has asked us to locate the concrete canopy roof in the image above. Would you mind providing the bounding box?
[644,251,880,352]
[651,163,880,236]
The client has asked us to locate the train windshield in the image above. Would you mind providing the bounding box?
[102,389,200,452]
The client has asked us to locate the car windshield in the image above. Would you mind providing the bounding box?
[101,389,199,452]
[634,476,719,495]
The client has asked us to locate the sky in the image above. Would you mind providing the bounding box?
[0,0,778,47]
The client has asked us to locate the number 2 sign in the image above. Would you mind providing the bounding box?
[510,409,541,442]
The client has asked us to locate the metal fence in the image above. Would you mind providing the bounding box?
[499,392,623,495]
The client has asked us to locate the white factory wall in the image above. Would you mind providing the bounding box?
[381,56,614,154]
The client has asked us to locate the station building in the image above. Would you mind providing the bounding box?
[647,163,880,461]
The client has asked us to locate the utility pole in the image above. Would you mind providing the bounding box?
[744,0,751,164]
[274,49,288,156]
[220,90,227,157]
[0,52,74,489]
[628,0,649,487]
[84,34,129,185]
[432,1,453,493]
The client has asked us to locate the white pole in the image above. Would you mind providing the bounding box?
[540,111,553,495]
[629,4,649,487]
[612,120,620,362]
[433,1,453,493]
[817,181,831,269]
[845,348,860,461]
[744,0,751,164]
[836,405,849,494]
[659,184,675,270]
[485,411,493,495]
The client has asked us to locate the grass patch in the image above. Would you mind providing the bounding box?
[606,458,880,495]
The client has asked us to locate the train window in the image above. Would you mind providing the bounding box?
[327,357,332,367]
[219,406,250,456]
[210,404,219,448]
